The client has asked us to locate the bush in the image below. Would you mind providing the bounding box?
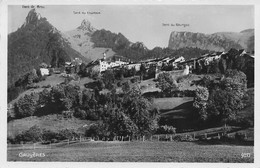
[26,83,40,89]
[42,129,59,142]
[14,125,42,143]
[156,125,176,134]
[7,135,16,144]
[173,134,194,142]
[62,110,73,118]
[58,129,79,140]
[74,108,87,119]
[130,76,139,83]
[235,132,246,141]
[122,81,130,93]
[117,81,122,87]
[42,84,51,88]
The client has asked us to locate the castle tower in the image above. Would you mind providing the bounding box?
[103,52,106,60]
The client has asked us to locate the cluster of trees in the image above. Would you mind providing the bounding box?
[85,88,160,138]
[8,69,47,102]
[8,125,80,144]
[156,72,179,97]
[194,48,254,87]
[11,83,160,139]
[193,69,249,127]
[13,84,81,118]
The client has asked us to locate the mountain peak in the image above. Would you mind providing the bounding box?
[240,29,254,34]
[23,8,42,26]
[77,19,95,32]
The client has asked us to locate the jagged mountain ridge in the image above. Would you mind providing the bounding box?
[8,9,87,86]
[64,20,116,60]
[64,22,134,61]
[168,29,254,52]
[64,20,151,61]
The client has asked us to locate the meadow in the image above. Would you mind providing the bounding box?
[8,141,253,162]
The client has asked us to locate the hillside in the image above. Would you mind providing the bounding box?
[168,29,254,52]
[8,9,87,87]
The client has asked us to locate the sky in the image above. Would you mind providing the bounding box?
[8,5,254,49]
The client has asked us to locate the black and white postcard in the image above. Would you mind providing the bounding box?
[1,0,259,167]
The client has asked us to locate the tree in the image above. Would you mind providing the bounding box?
[15,92,39,118]
[207,88,245,125]
[122,81,130,93]
[122,87,160,135]
[147,65,156,79]
[50,84,66,112]
[102,70,115,90]
[222,69,247,97]
[78,63,87,76]
[140,63,146,80]
[36,88,52,116]
[27,69,38,85]
[156,72,178,96]
[19,125,43,143]
[193,86,209,121]
[208,60,220,74]
[130,67,137,76]
[194,70,247,126]
[219,58,227,74]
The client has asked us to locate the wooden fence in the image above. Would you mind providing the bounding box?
[8,126,249,150]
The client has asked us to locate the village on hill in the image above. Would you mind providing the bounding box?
[39,48,253,81]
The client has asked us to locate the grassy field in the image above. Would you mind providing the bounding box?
[153,97,193,111]
[8,115,93,137]
[7,141,253,162]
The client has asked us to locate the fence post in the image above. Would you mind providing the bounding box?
[33,143,35,150]
[218,133,220,139]
[205,133,207,139]
[170,135,172,141]
[143,136,145,142]
[80,136,81,142]
[157,135,159,141]
[194,133,196,140]
[245,133,247,140]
